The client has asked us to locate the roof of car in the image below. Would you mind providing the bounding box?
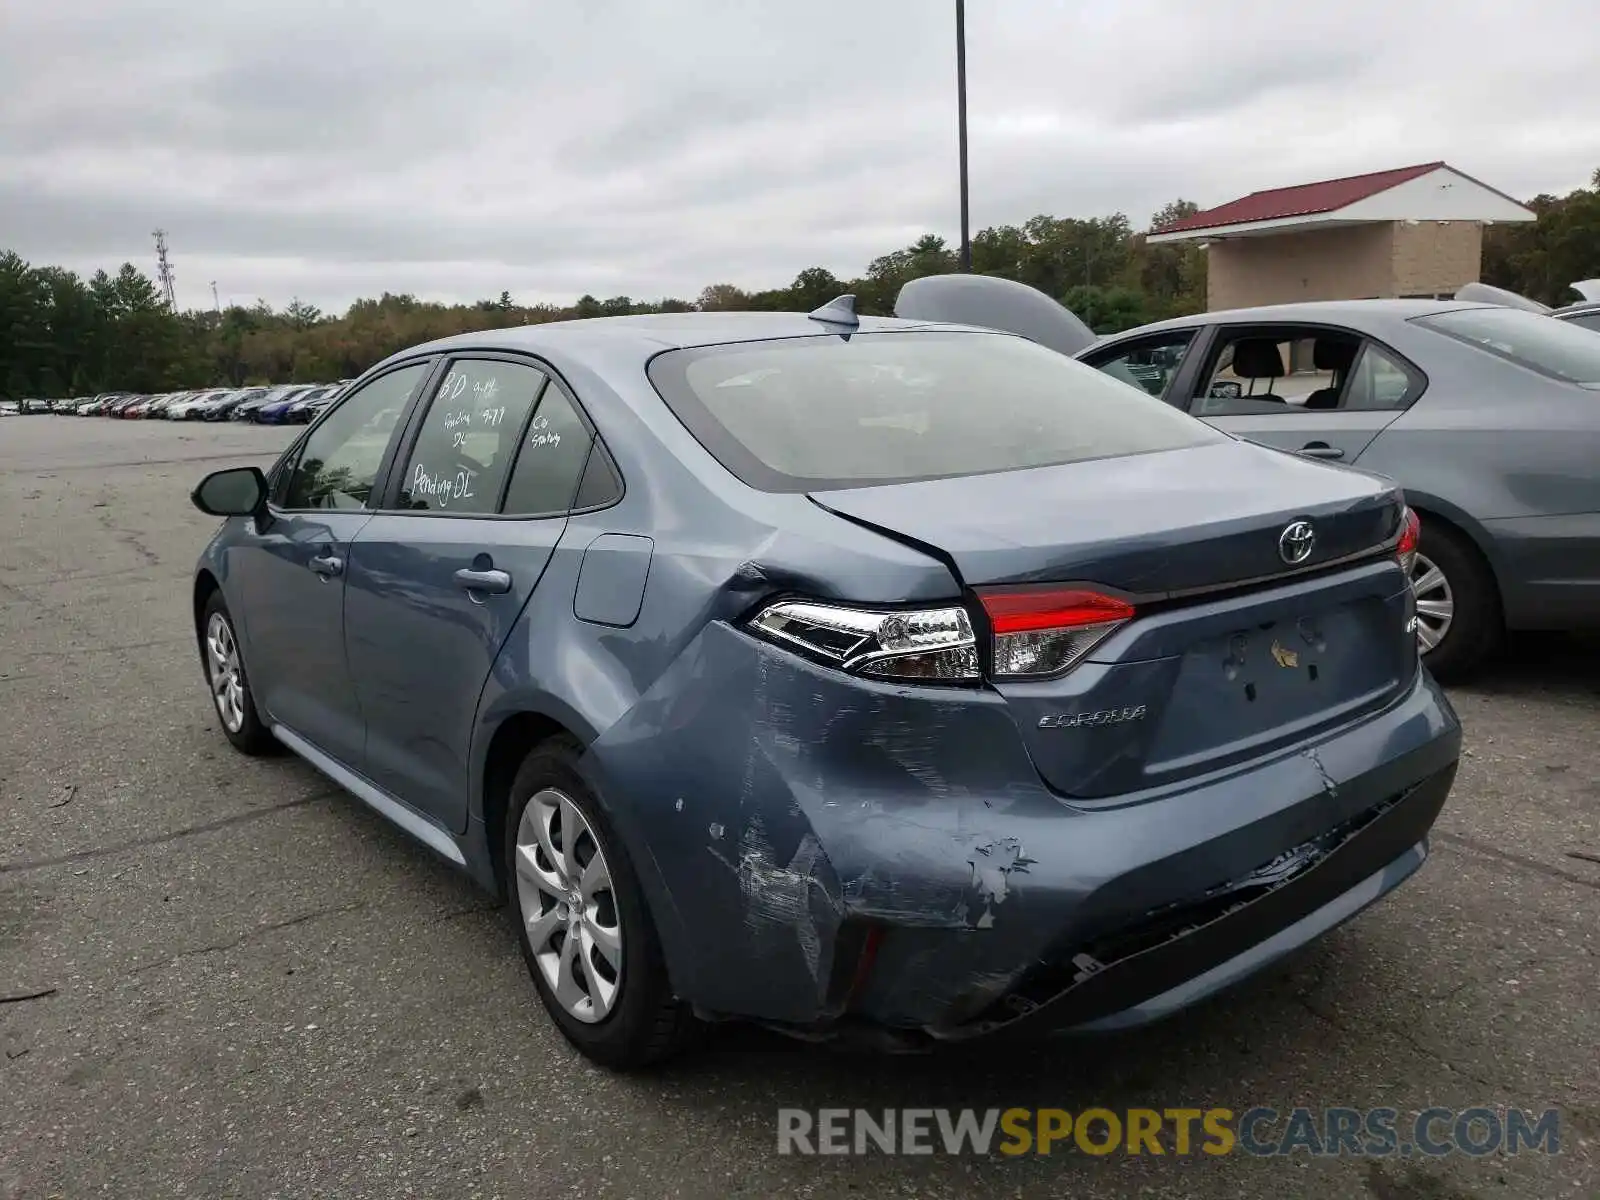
[405,311,969,360]
[1115,298,1501,336]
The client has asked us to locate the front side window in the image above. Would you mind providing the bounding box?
[396,359,548,514]
[281,362,427,510]
[1085,332,1196,399]
[1415,307,1600,385]
[648,331,1221,492]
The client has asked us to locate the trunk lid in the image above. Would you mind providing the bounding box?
[809,439,1400,595]
[811,439,1417,798]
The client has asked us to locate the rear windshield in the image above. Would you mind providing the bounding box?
[647,331,1221,491]
[1413,307,1600,386]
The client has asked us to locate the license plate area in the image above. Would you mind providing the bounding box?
[1143,599,1401,777]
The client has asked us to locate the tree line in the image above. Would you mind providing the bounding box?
[3,170,1597,400]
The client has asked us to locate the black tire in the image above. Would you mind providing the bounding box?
[503,738,697,1069]
[1412,518,1502,682]
[198,592,277,755]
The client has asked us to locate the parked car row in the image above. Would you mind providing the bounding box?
[15,383,350,424]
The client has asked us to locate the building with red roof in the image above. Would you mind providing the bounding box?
[1147,163,1534,311]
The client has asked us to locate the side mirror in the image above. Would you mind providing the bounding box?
[191,466,268,517]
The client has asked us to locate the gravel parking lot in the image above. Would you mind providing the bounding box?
[1,417,1596,1199]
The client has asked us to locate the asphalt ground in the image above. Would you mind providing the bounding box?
[0,414,1596,1199]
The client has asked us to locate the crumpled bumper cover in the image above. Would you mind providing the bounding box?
[583,621,1461,1040]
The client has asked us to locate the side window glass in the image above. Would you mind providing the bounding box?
[1195,336,1291,415]
[502,386,595,515]
[572,440,623,509]
[1195,333,1365,415]
[396,360,547,513]
[1343,345,1416,411]
[1087,333,1194,399]
[282,363,427,510]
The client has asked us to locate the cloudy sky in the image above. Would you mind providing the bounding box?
[4,0,1598,314]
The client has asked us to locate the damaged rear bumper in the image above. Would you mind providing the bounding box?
[582,621,1461,1044]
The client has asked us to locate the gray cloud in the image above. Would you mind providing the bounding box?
[3,0,1598,313]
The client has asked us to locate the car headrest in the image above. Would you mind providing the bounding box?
[1313,338,1357,373]
[1230,339,1285,379]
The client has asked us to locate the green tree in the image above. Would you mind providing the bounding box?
[285,297,323,330]
[697,283,749,311]
[786,267,844,311]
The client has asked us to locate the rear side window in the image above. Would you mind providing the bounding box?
[647,331,1221,492]
[501,386,595,514]
[1415,307,1600,385]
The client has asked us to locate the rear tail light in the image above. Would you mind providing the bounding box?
[1396,506,1420,574]
[977,587,1135,679]
[747,600,979,682]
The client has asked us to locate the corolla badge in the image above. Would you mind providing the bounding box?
[1278,520,1316,566]
[1038,705,1147,729]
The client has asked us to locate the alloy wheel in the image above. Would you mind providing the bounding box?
[513,789,623,1023]
[205,611,246,732]
[1409,552,1455,653]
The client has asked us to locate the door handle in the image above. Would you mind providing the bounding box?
[454,567,512,595]
[309,552,343,578]
[1299,443,1344,460]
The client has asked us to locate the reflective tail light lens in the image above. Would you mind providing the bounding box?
[1396,506,1420,574]
[977,587,1136,679]
[747,600,979,682]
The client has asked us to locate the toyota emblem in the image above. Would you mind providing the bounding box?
[1278,520,1316,565]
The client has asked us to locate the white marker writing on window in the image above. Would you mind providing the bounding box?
[410,461,477,508]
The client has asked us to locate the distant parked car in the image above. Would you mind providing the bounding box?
[229,385,301,422]
[146,392,193,418]
[258,384,336,424]
[164,390,229,420]
[204,387,268,421]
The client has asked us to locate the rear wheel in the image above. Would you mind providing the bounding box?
[1410,519,1501,681]
[504,739,696,1069]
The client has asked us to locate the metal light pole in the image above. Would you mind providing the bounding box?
[956,0,971,271]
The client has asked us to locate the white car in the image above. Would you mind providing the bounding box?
[165,389,237,420]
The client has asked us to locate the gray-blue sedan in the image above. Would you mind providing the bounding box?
[189,300,1460,1067]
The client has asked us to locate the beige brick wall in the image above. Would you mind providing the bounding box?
[1207,225,1395,309]
[1391,221,1482,295]
[1206,221,1485,309]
